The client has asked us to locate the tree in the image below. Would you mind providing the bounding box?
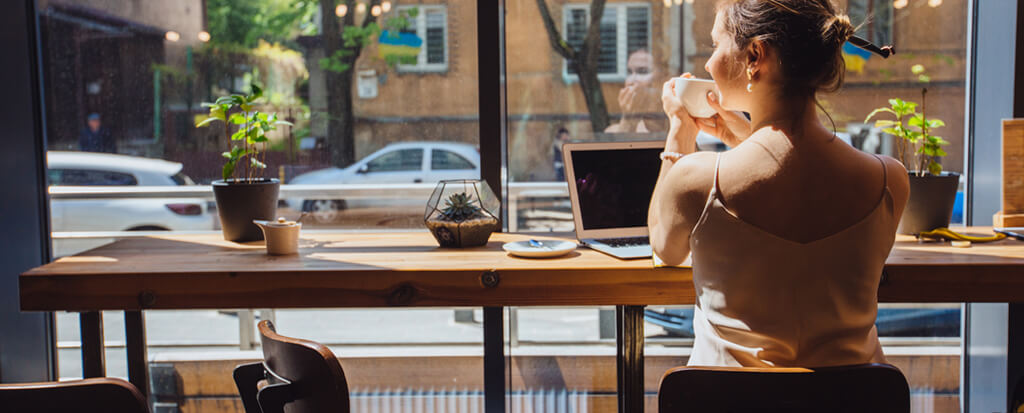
[318,0,412,167]
[536,0,611,132]
[207,0,318,49]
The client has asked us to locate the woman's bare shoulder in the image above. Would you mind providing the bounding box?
[663,151,720,205]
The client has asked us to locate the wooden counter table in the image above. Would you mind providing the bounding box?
[19,228,1024,412]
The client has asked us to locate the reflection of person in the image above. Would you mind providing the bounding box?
[78,113,116,153]
[647,0,908,368]
[552,127,570,181]
[605,49,665,133]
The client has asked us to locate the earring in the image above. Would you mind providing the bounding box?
[746,67,754,93]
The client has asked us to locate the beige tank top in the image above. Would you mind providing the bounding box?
[687,153,896,367]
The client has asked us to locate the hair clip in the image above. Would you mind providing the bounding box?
[848,35,895,59]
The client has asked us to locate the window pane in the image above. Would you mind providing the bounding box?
[40,1,482,406]
[366,149,424,172]
[626,6,649,56]
[58,169,138,186]
[426,11,445,64]
[508,1,968,411]
[432,149,474,170]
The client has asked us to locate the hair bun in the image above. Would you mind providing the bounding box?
[823,13,854,46]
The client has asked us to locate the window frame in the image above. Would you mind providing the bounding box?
[560,2,652,83]
[396,5,449,73]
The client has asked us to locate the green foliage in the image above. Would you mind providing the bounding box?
[318,8,417,74]
[865,65,949,176]
[196,84,293,181]
[206,0,318,49]
[441,192,483,222]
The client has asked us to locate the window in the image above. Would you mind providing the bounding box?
[397,5,448,72]
[49,169,138,186]
[848,0,894,46]
[431,149,474,170]
[365,149,424,172]
[563,3,650,80]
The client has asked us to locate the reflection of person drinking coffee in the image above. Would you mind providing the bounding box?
[605,49,665,134]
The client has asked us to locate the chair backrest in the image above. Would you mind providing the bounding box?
[233,320,349,413]
[0,377,149,413]
[658,363,909,413]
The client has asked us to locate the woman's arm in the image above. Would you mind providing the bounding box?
[647,78,714,266]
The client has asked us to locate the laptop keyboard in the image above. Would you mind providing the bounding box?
[596,236,650,247]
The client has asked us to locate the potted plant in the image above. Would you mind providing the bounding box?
[197,84,291,242]
[424,180,501,248]
[866,64,957,235]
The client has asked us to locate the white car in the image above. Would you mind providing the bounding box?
[288,142,480,223]
[48,151,214,257]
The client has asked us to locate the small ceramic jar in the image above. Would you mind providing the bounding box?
[253,217,301,255]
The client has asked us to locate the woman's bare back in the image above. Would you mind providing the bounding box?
[714,127,908,244]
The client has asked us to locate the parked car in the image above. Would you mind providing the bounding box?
[48,151,213,257]
[287,142,481,223]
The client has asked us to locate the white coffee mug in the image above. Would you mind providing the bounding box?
[674,77,719,118]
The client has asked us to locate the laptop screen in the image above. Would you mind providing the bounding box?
[570,147,663,230]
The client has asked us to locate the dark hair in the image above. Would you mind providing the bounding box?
[557,127,569,136]
[718,0,857,97]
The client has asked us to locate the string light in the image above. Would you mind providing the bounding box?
[928,0,942,7]
[356,3,367,14]
[197,31,210,42]
[335,4,347,17]
[381,1,392,12]
[893,0,908,9]
[674,0,683,5]
[685,0,694,3]
[165,31,180,42]
[663,0,671,8]
[371,5,382,16]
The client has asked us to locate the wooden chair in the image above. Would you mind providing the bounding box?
[233,320,350,413]
[658,363,909,413]
[0,377,148,413]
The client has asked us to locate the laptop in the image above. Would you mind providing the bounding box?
[562,140,663,259]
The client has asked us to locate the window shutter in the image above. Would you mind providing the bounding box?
[426,11,446,64]
[626,6,649,55]
[597,7,617,74]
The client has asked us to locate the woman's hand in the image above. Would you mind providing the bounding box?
[662,74,700,154]
[695,91,751,147]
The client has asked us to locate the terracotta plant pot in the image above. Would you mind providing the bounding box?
[212,178,280,242]
[897,172,959,235]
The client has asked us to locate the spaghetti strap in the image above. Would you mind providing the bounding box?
[872,154,888,189]
[691,153,723,239]
[711,153,723,197]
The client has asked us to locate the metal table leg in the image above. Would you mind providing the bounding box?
[617,305,645,413]
[483,306,506,413]
[125,310,149,398]
[79,311,105,378]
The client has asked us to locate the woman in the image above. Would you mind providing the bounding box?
[648,0,909,367]
[605,49,666,134]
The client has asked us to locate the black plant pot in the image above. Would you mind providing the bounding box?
[897,172,960,235]
[212,178,280,242]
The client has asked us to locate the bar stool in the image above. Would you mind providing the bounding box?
[233,320,350,413]
[0,377,149,412]
[658,363,909,412]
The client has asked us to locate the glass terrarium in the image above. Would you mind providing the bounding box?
[424,179,501,247]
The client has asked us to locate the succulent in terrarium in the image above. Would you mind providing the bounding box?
[441,192,482,221]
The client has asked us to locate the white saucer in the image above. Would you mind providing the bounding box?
[502,240,577,258]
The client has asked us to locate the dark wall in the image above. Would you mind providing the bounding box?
[0,0,55,382]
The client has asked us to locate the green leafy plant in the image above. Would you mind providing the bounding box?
[441,192,482,222]
[318,8,418,74]
[865,64,949,176]
[196,84,292,181]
